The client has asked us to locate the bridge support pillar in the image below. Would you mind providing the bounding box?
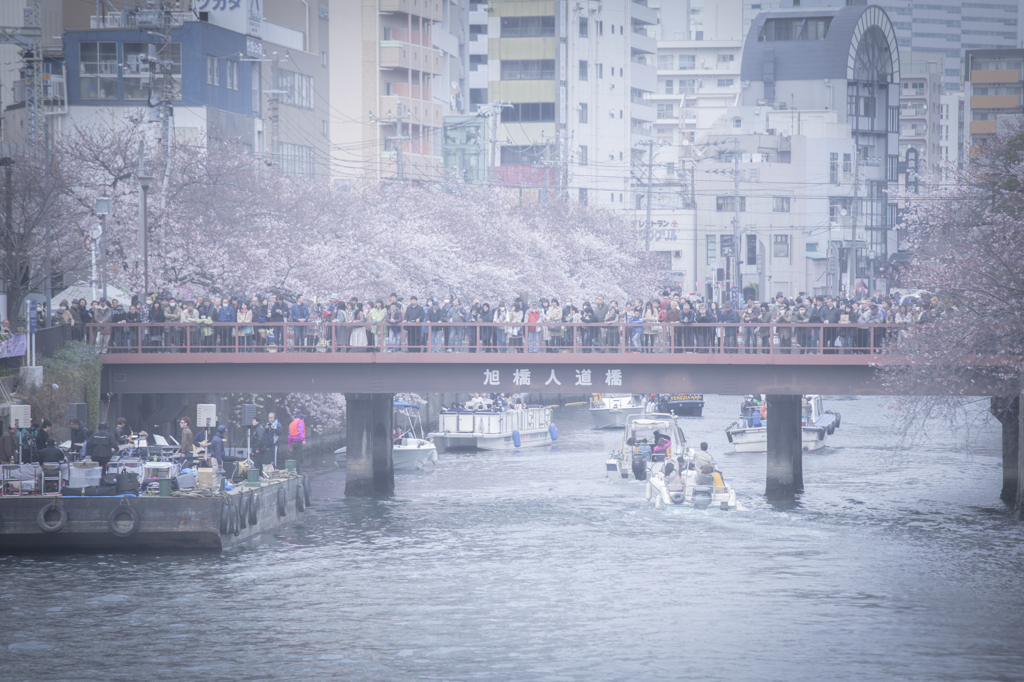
[765,394,803,500]
[344,393,394,497]
[989,396,1019,507]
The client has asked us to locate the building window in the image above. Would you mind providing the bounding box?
[665,80,674,95]
[842,153,851,173]
[207,55,219,86]
[321,50,328,67]
[773,235,790,258]
[830,152,839,185]
[658,54,674,70]
[773,196,791,212]
[226,60,239,90]
[717,54,734,63]
[122,42,182,101]
[579,16,588,38]
[501,145,545,164]
[278,142,315,176]
[579,145,588,165]
[322,120,329,136]
[759,17,831,41]
[579,60,588,81]
[679,55,695,70]
[716,196,745,212]
[706,235,717,264]
[278,69,314,109]
[500,16,555,37]
[746,234,757,265]
[579,103,588,123]
[718,78,734,87]
[501,102,556,122]
[80,41,118,99]
[720,235,734,257]
[732,117,742,128]
[597,20,603,36]
[656,103,676,119]
[597,63,603,78]
[470,24,487,38]
[579,188,588,204]
[500,59,555,80]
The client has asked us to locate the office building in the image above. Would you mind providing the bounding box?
[964,48,1024,147]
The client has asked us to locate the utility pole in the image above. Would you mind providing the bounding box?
[732,138,742,304]
[384,104,409,181]
[0,16,42,143]
[43,117,51,326]
[267,51,286,168]
[644,140,654,252]
[137,140,152,300]
[23,4,43,146]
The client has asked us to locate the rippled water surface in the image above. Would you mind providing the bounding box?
[3,395,1023,681]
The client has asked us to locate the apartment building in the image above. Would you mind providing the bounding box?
[898,52,944,185]
[331,0,470,182]
[938,91,963,170]
[964,48,1024,147]
[483,0,657,207]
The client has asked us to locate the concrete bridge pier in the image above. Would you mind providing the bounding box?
[345,393,394,497]
[765,394,804,500]
[989,395,1019,507]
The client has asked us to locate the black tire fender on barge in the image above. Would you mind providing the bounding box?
[107,503,139,537]
[238,494,249,530]
[295,485,306,513]
[276,487,287,517]
[37,502,67,533]
[220,499,231,535]
[249,492,260,526]
[303,477,312,507]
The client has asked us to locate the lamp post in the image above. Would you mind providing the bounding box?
[94,196,111,299]
[137,175,153,300]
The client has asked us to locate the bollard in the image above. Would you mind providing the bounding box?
[159,478,172,497]
[285,460,296,472]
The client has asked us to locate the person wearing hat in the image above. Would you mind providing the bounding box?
[288,413,306,463]
[87,422,116,473]
[209,424,227,467]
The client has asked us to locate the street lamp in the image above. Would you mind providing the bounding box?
[137,175,153,301]
[94,196,111,299]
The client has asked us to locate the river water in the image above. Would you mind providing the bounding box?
[3,395,1023,681]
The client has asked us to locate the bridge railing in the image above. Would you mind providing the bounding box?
[83,321,911,356]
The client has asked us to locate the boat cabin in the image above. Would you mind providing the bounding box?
[437,406,552,436]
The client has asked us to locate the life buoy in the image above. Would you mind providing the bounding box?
[37,502,67,533]
[670,492,686,505]
[107,505,139,537]
[303,477,312,507]
[249,492,260,526]
[295,486,306,512]
[646,481,652,500]
[760,405,767,418]
[276,487,287,517]
[220,500,231,535]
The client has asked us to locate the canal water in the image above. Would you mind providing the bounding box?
[3,395,1023,681]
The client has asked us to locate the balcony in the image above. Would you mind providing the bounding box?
[380,41,443,75]
[391,82,431,100]
[971,95,1021,110]
[630,1,658,26]
[380,95,443,128]
[391,28,432,47]
[630,28,657,55]
[632,102,657,122]
[379,0,440,21]
[631,61,657,93]
[970,70,1020,84]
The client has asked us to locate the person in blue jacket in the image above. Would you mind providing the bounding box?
[217,299,236,352]
[209,424,226,467]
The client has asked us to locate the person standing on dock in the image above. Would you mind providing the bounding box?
[1,424,16,463]
[209,425,226,468]
[266,413,282,470]
[86,422,116,473]
[178,417,194,465]
[289,414,306,464]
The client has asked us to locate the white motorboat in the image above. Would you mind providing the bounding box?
[605,413,684,481]
[334,402,438,471]
[392,401,438,471]
[645,446,741,511]
[589,393,645,429]
[725,394,841,453]
[428,400,556,451]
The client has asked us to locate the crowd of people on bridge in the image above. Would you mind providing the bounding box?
[55,287,941,355]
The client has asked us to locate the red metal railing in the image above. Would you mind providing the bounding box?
[83,322,910,356]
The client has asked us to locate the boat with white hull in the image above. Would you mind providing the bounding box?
[725,394,840,454]
[605,413,684,481]
[429,403,556,451]
[645,446,740,511]
[335,401,438,471]
[589,393,645,429]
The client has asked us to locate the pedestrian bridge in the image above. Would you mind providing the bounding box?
[88,322,1011,397]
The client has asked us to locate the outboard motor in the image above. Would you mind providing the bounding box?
[631,453,647,481]
[691,485,713,510]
